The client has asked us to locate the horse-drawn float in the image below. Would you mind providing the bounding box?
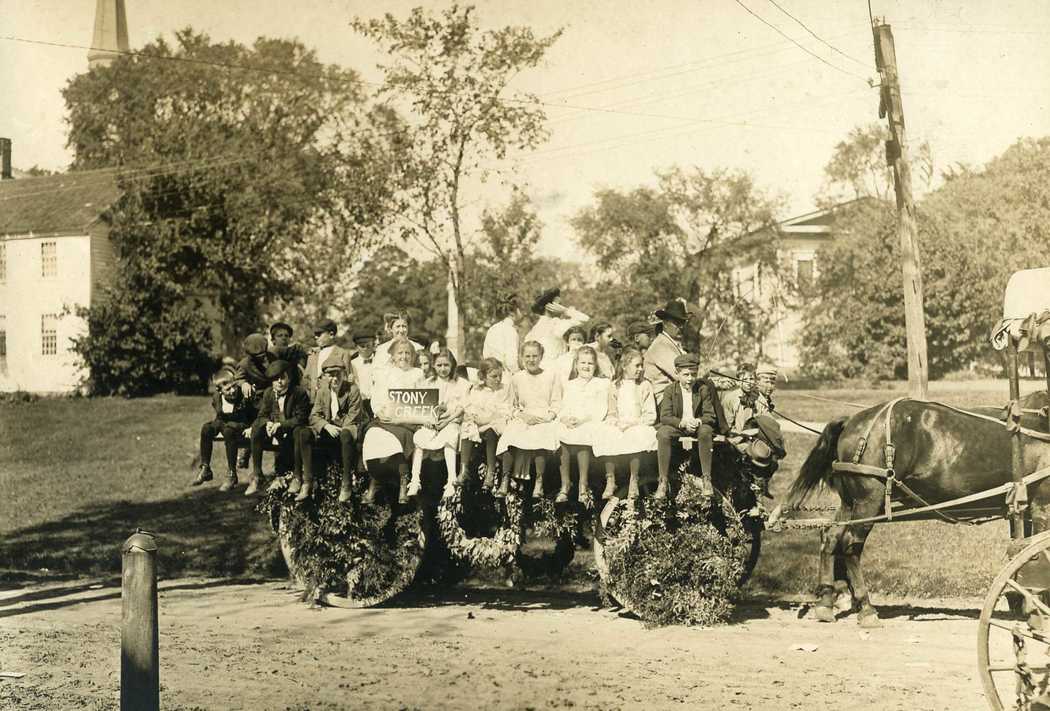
[264,415,780,625]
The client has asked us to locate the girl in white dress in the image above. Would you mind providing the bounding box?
[556,346,610,504]
[592,348,658,500]
[362,338,424,504]
[459,358,514,496]
[408,349,471,499]
[497,340,562,498]
[551,325,587,387]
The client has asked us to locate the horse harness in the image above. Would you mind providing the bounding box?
[829,397,1050,526]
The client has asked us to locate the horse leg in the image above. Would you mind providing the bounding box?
[814,524,843,622]
[841,524,880,628]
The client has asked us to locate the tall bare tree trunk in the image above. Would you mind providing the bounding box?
[446,264,465,360]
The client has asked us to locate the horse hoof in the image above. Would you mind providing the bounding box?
[857,610,882,629]
[813,606,836,623]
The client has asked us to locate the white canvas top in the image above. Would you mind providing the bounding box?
[1003,267,1050,319]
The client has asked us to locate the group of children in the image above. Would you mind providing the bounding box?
[192,295,781,507]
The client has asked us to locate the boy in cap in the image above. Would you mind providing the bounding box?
[268,321,308,369]
[304,318,353,398]
[655,352,718,499]
[296,355,367,503]
[755,362,778,414]
[628,321,655,352]
[246,360,311,495]
[193,365,256,490]
[350,333,376,415]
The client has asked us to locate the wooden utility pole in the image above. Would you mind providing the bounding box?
[873,19,929,399]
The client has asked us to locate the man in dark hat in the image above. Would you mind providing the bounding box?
[296,355,367,503]
[655,352,718,499]
[246,359,311,496]
[644,298,693,396]
[524,287,590,362]
[483,292,523,372]
[303,317,353,399]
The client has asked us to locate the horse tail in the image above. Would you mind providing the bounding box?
[786,416,847,507]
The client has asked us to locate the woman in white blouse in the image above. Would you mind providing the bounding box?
[362,338,424,504]
[556,346,610,504]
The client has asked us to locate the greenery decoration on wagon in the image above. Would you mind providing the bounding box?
[513,494,580,581]
[600,475,749,628]
[260,463,426,604]
[436,483,523,569]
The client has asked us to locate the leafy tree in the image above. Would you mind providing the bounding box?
[800,136,1050,380]
[819,123,933,204]
[353,5,562,358]
[63,29,399,366]
[571,166,785,362]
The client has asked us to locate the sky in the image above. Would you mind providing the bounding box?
[3,0,1050,257]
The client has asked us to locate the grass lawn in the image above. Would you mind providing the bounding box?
[1,378,1045,598]
[0,395,281,580]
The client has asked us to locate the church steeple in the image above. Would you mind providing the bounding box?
[87,0,129,69]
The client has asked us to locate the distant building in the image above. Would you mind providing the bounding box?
[730,200,867,372]
[0,170,120,392]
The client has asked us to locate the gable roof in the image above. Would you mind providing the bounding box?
[0,169,120,237]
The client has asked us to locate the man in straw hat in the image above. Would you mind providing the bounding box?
[655,352,719,499]
[644,298,693,396]
[295,354,368,503]
[524,287,590,362]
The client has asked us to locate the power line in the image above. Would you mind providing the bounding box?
[762,0,870,66]
[732,0,871,83]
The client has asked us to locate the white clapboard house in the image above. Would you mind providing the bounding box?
[0,170,120,393]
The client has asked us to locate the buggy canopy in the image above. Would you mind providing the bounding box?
[991,267,1050,353]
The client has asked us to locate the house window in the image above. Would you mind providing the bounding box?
[41,314,57,356]
[797,257,814,286]
[41,241,57,278]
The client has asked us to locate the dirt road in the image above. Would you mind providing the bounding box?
[0,577,990,710]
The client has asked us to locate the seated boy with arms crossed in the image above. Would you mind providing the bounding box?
[655,352,718,499]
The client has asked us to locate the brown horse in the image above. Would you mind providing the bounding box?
[787,391,1050,627]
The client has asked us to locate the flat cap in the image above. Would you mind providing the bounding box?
[243,333,269,356]
[628,321,654,338]
[756,362,779,376]
[321,354,347,373]
[269,321,293,337]
[265,359,292,380]
[352,333,375,344]
[313,318,338,335]
[674,352,700,369]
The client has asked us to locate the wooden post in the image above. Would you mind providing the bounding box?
[873,20,929,400]
[121,529,159,711]
[1007,346,1027,540]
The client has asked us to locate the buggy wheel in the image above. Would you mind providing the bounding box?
[512,494,579,582]
[978,531,1050,710]
[593,497,630,610]
[739,518,762,586]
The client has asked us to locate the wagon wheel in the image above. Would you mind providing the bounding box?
[592,496,629,608]
[436,461,523,570]
[978,531,1050,710]
[512,494,579,582]
[274,463,431,608]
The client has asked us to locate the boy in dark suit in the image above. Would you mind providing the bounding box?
[246,360,311,495]
[656,352,718,499]
[295,355,368,503]
[193,365,256,490]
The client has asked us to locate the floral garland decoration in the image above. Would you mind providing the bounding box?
[261,461,427,607]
